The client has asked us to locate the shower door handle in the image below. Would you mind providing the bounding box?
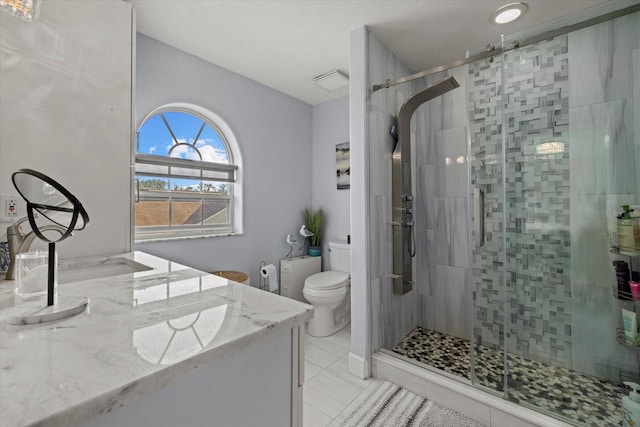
[474,188,485,247]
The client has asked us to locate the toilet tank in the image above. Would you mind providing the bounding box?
[328,241,351,273]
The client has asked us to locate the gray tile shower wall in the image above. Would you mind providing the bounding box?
[367,32,420,350]
[568,12,639,381]
[415,66,472,342]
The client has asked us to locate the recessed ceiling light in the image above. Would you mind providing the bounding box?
[490,3,528,25]
[0,0,41,22]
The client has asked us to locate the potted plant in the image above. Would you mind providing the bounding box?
[303,208,325,256]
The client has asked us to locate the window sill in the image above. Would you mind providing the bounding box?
[136,231,242,244]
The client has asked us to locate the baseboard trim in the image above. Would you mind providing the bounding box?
[348,352,371,379]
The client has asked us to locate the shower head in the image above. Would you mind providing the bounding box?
[432,75,459,96]
[402,75,460,112]
[390,123,398,143]
[394,75,460,149]
[391,75,460,294]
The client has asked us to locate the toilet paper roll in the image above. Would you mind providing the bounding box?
[260,264,279,293]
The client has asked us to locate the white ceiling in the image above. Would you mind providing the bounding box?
[127,0,610,105]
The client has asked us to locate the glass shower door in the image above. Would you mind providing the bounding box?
[499,32,574,412]
[498,10,640,426]
[467,41,507,397]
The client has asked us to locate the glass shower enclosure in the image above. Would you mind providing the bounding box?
[377,3,640,426]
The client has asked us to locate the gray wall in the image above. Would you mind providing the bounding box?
[135,35,313,286]
[311,96,350,265]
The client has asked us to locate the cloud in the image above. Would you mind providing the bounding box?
[168,138,228,163]
[149,145,157,154]
[198,144,228,163]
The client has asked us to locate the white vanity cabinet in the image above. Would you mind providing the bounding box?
[85,326,305,427]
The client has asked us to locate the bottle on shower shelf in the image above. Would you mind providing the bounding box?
[629,272,640,301]
[613,260,632,300]
[618,205,640,253]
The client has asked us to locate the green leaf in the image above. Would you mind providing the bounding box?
[303,208,325,247]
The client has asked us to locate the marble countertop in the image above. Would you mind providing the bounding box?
[0,252,313,427]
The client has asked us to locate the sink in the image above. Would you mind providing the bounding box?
[58,257,153,284]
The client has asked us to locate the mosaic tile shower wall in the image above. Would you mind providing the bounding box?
[469,35,573,366]
[468,53,507,352]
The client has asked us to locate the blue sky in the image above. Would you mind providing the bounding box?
[138,112,229,163]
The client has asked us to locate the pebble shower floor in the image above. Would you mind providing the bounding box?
[392,327,625,427]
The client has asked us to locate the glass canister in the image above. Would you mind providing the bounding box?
[14,250,57,306]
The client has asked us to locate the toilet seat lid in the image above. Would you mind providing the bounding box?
[305,271,349,290]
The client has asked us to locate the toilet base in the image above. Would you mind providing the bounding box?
[306,305,335,337]
[307,313,350,337]
[306,291,351,338]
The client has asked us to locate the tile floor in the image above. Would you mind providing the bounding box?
[302,325,383,427]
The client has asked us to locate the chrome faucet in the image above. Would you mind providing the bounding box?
[5,215,67,280]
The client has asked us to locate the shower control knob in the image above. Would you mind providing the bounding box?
[404,220,414,227]
[404,208,413,215]
[402,194,414,202]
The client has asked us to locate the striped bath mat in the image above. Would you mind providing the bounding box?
[340,381,484,427]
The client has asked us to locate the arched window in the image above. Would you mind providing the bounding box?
[134,105,241,241]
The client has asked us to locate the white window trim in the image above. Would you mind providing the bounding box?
[136,153,238,182]
[134,103,244,243]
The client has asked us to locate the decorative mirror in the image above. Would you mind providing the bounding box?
[7,169,90,324]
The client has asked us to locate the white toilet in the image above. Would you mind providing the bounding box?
[303,241,351,337]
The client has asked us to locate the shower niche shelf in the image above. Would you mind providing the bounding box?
[611,247,639,302]
[616,328,640,352]
[610,248,640,257]
[612,248,640,356]
[611,285,640,304]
